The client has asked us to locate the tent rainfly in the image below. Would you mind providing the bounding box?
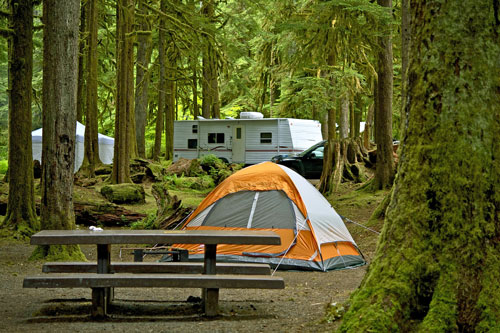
[174,162,365,271]
[31,122,114,173]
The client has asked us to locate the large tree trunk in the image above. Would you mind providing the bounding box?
[2,0,39,236]
[340,1,500,331]
[34,0,85,261]
[111,0,134,183]
[134,0,152,158]
[373,0,395,189]
[81,0,101,177]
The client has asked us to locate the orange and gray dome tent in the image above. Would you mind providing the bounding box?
[174,162,365,271]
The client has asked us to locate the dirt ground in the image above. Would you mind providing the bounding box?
[0,184,384,333]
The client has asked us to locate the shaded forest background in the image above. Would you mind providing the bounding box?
[0,0,404,164]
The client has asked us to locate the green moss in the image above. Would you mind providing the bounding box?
[30,244,87,261]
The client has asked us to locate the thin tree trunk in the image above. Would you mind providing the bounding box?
[165,77,175,160]
[363,105,373,149]
[135,0,153,158]
[318,95,337,193]
[2,0,39,236]
[341,1,500,330]
[401,0,411,138]
[164,5,178,161]
[201,0,218,119]
[76,3,86,123]
[112,0,134,183]
[339,96,349,139]
[81,0,101,177]
[374,0,395,189]
[153,0,166,161]
[191,55,199,119]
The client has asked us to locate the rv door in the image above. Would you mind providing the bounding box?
[232,125,245,163]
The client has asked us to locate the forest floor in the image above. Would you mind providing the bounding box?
[0,180,387,333]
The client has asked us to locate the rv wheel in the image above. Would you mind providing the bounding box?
[219,158,229,164]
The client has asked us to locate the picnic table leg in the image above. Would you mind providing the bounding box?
[92,244,111,318]
[202,244,219,316]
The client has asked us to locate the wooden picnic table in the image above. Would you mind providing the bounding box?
[26,229,283,317]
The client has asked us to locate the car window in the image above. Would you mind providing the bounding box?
[298,141,325,157]
[311,146,324,159]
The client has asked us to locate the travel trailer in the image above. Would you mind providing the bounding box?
[173,112,323,164]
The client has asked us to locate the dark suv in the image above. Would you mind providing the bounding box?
[271,140,325,179]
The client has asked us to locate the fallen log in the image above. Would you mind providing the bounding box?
[73,201,146,227]
[0,197,146,227]
[151,182,192,230]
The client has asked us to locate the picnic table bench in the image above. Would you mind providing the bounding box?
[23,229,284,317]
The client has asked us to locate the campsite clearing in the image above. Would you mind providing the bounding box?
[0,182,386,332]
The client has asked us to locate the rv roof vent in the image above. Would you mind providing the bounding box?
[240,112,264,119]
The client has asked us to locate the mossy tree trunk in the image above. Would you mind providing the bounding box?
[35,0,85,261]
[134,0,152,158]
[201,0,219,119]
[340,1,500,331]
[76,3,85,123]
[191,54,200,119]
[111,0,134,183]
[153,0,166,161]
[164,2,178,161]
[373,0,395,190]
[2,0,39,237]
[81,0,102,178]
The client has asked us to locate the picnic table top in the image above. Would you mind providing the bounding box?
[30,229,282,246]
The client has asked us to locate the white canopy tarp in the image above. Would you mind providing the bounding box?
[32,121,114,172]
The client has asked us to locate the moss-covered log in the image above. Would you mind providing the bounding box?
[340,1,500,331]
[101,183,145,204]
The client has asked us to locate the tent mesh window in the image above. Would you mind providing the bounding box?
[202,190,297,229]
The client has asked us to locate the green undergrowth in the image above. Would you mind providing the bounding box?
[0,160,7,175]
[163,174,215,191]
[168,188,211,209]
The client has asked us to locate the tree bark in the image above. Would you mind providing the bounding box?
[35,0,85,260]
[2,0,39,236]
[135,0,152,158]
[340,1,500,330]
[374,0,395,189]
[81,0,101,177]
[201,0,219,119]
[191,55,199,119]
[401,0,411,139]
[339,96,349,139]
[153,0,166,161]
[111,0,134,183]
[164,16,177,161]
[76,3,85,123]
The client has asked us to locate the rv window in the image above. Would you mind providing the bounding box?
[188,139,197,149]
[236,127,242,139]
[260,132,272,144]
[192,125,198,133]
[208,133,225,144]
